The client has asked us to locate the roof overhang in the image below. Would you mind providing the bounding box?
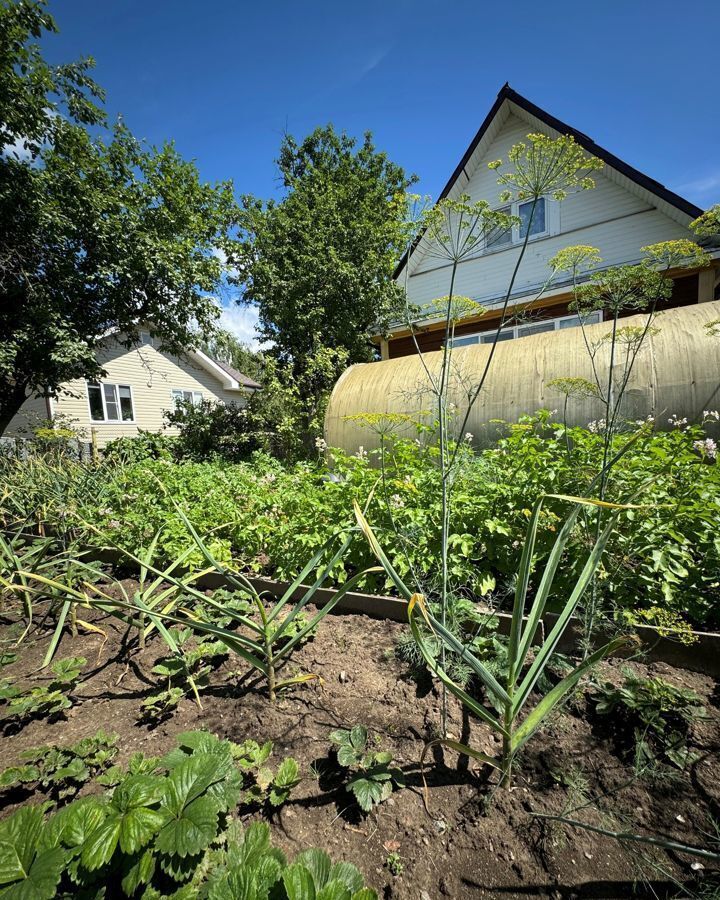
[377,258,719,342]
[190,348,259,392]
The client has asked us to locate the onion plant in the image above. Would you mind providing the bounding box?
[355,493,635,788]
[0,521,105,661]
[395,136,604,735]
[9,501,376,703]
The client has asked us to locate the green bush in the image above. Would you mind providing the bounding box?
[4,412,719,629]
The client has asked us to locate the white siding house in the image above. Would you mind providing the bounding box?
[384,85,719,358]
[6,331,260,447]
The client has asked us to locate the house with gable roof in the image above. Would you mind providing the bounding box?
[378,84,719,359]
[5,328,261,447]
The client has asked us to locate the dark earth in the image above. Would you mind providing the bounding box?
[1,594,718,899]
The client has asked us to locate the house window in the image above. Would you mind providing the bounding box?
[451,310,601,348]
[486,206,513,249]
[171,389,203,407]
[485,197,549,251]
[87,382,134,422]
[516,318,554,338]
[519,197,546,239]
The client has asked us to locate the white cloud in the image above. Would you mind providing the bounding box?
[218,301,264,350]
[676,170,720,205]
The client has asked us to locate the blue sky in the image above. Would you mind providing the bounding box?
[44,0,720,346]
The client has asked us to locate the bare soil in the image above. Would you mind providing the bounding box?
[0,598,718,899]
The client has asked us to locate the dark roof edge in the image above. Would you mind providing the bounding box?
[209,355,262,390]
[394,84,703,279]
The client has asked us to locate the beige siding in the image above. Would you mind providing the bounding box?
[7,336,248,447]
[404,112,694,310]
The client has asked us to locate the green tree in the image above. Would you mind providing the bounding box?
[0,0,239,435]
[236,125,415,443]
[205,329,265,384]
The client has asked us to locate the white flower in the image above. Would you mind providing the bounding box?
[355,445,367,460]
[702,410,720,422]
[587,418,606,434]
[464,432,474,442]
[694,438,717,460]
[315,436,328,452]
[668,414,688,428]
[390,494,404,508]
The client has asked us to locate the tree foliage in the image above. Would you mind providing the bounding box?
[0,0,239,434]
[235,125,415,442]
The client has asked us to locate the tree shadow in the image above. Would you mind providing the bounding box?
[462,877,699,898]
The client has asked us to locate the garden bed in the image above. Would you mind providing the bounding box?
[1,598,718,899]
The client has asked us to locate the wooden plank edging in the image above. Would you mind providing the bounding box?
[195,571,720,679]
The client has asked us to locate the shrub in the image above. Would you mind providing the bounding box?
[164,397,257,462]
[103,430,176,463]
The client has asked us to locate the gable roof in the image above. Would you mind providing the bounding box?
[190,349,262,391]
[208,355,262,390]
[395,84,703,279]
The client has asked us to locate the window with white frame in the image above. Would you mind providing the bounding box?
[485,197,548,251]
[519,197,546,238]
[171,389,203,407]
[486,206,512,249]
[87,382,135,422]
[451,310,602,348]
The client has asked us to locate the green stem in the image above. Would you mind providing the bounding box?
[500,703,513,788]
[438,260,458,737]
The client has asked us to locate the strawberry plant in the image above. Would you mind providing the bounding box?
[0,656,86,723]
[330,725,404,813]
[0,805,66,899]
[0,730,328,898]
[201,821,378,899]
[0,730,118,802]
[144,627,228,718]
[591,671,706,769]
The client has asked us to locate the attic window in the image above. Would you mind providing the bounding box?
[485,197,549,251]
[486,207,512,248]
[519,198,546,238]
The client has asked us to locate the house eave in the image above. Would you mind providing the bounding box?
[378,260,717,342]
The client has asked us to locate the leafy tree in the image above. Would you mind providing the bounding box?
[202,330,305,460]
[0,0,239,434]
[235,125,415,443]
